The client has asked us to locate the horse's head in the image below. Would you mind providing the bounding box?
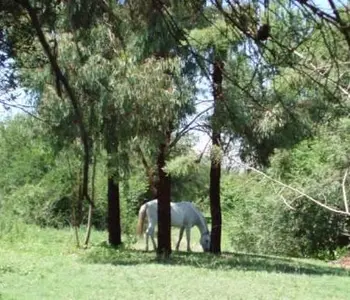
[200,232,211,252]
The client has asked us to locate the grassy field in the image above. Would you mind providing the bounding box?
[1,224,350,300]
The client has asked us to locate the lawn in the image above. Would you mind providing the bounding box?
[0,225,350,300]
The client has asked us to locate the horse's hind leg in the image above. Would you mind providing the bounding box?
[186,227,191,252]
[145,233,149,251]
[145,225,153,251]
[176,227,185,251]
[146,224,157,251]
[151,234,157,251]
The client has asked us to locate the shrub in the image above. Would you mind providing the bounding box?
[222,119,350,259]
[221,173,303,257]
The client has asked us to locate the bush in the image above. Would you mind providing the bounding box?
[221,173,303,257]
[222,119,350,259]
[221,172,349,259]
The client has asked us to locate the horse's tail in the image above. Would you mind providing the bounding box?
[136,203,147,237]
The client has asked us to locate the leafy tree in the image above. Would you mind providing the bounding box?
[127,0,201,257]
[188,13,245,253]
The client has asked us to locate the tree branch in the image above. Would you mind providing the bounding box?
[169,106,213,149]
[280,194,297,211]
[235,159,350,216]
[294,0,338,26]
[135,144,158,198]
[293,50,350,98]
[195,138,210,164]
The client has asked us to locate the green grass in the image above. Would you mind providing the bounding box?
[1,224,350,300]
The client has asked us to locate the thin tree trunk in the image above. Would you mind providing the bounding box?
[156,129,172,258]
[72,200,80,248]
[77,169,83,226]
[84,100,97,247]
[84,153,97,247]
[210,58,224,254]
[74,223,80,248]
[72,166,83,248]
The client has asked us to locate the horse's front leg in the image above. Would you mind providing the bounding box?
[185,227,191,252]
[176,227,185,251]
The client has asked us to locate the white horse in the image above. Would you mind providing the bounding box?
[136,199,211,252]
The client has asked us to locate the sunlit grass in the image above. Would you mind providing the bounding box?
[1,224,350,299]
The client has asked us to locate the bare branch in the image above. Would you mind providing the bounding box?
[294,0,338,26]
[169,106,213,149]
[235,159,350,216]
[280,194,296,211]
[0,100,52,124]
[195,138,210,164]
[293,50,350,98]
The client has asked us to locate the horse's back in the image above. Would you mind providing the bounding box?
[145,200,199,228]
[172,201,201,227]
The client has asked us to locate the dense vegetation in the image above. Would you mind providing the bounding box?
[1,0,350,261]
[1,114,350,259]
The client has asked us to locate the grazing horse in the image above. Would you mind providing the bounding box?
[136,199,211,252]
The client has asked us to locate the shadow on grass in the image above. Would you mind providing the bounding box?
[81,243,350,277]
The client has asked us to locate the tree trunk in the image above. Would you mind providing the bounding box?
[84,102,97,247]
[156,129,172,258]
[84,152,97,247]
[76,168,84,226]
[107,171,122,246]
[72,166,83,248]
[210,58,223,254]
[105,114,122,247]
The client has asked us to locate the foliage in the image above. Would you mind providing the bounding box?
[221,173,301,256]
[222,119,350,259]
[165,153,199,177]
[0,118,80,228]
[168,156,211,207]
[269,118,350,258]
[0,116,55,193]
[0,115,207,231]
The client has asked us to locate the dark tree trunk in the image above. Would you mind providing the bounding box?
[107,172,121,246]
[210,58,224,254]
[105,113,122,247]
[209,131,222,254]
[156,129,172,258]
